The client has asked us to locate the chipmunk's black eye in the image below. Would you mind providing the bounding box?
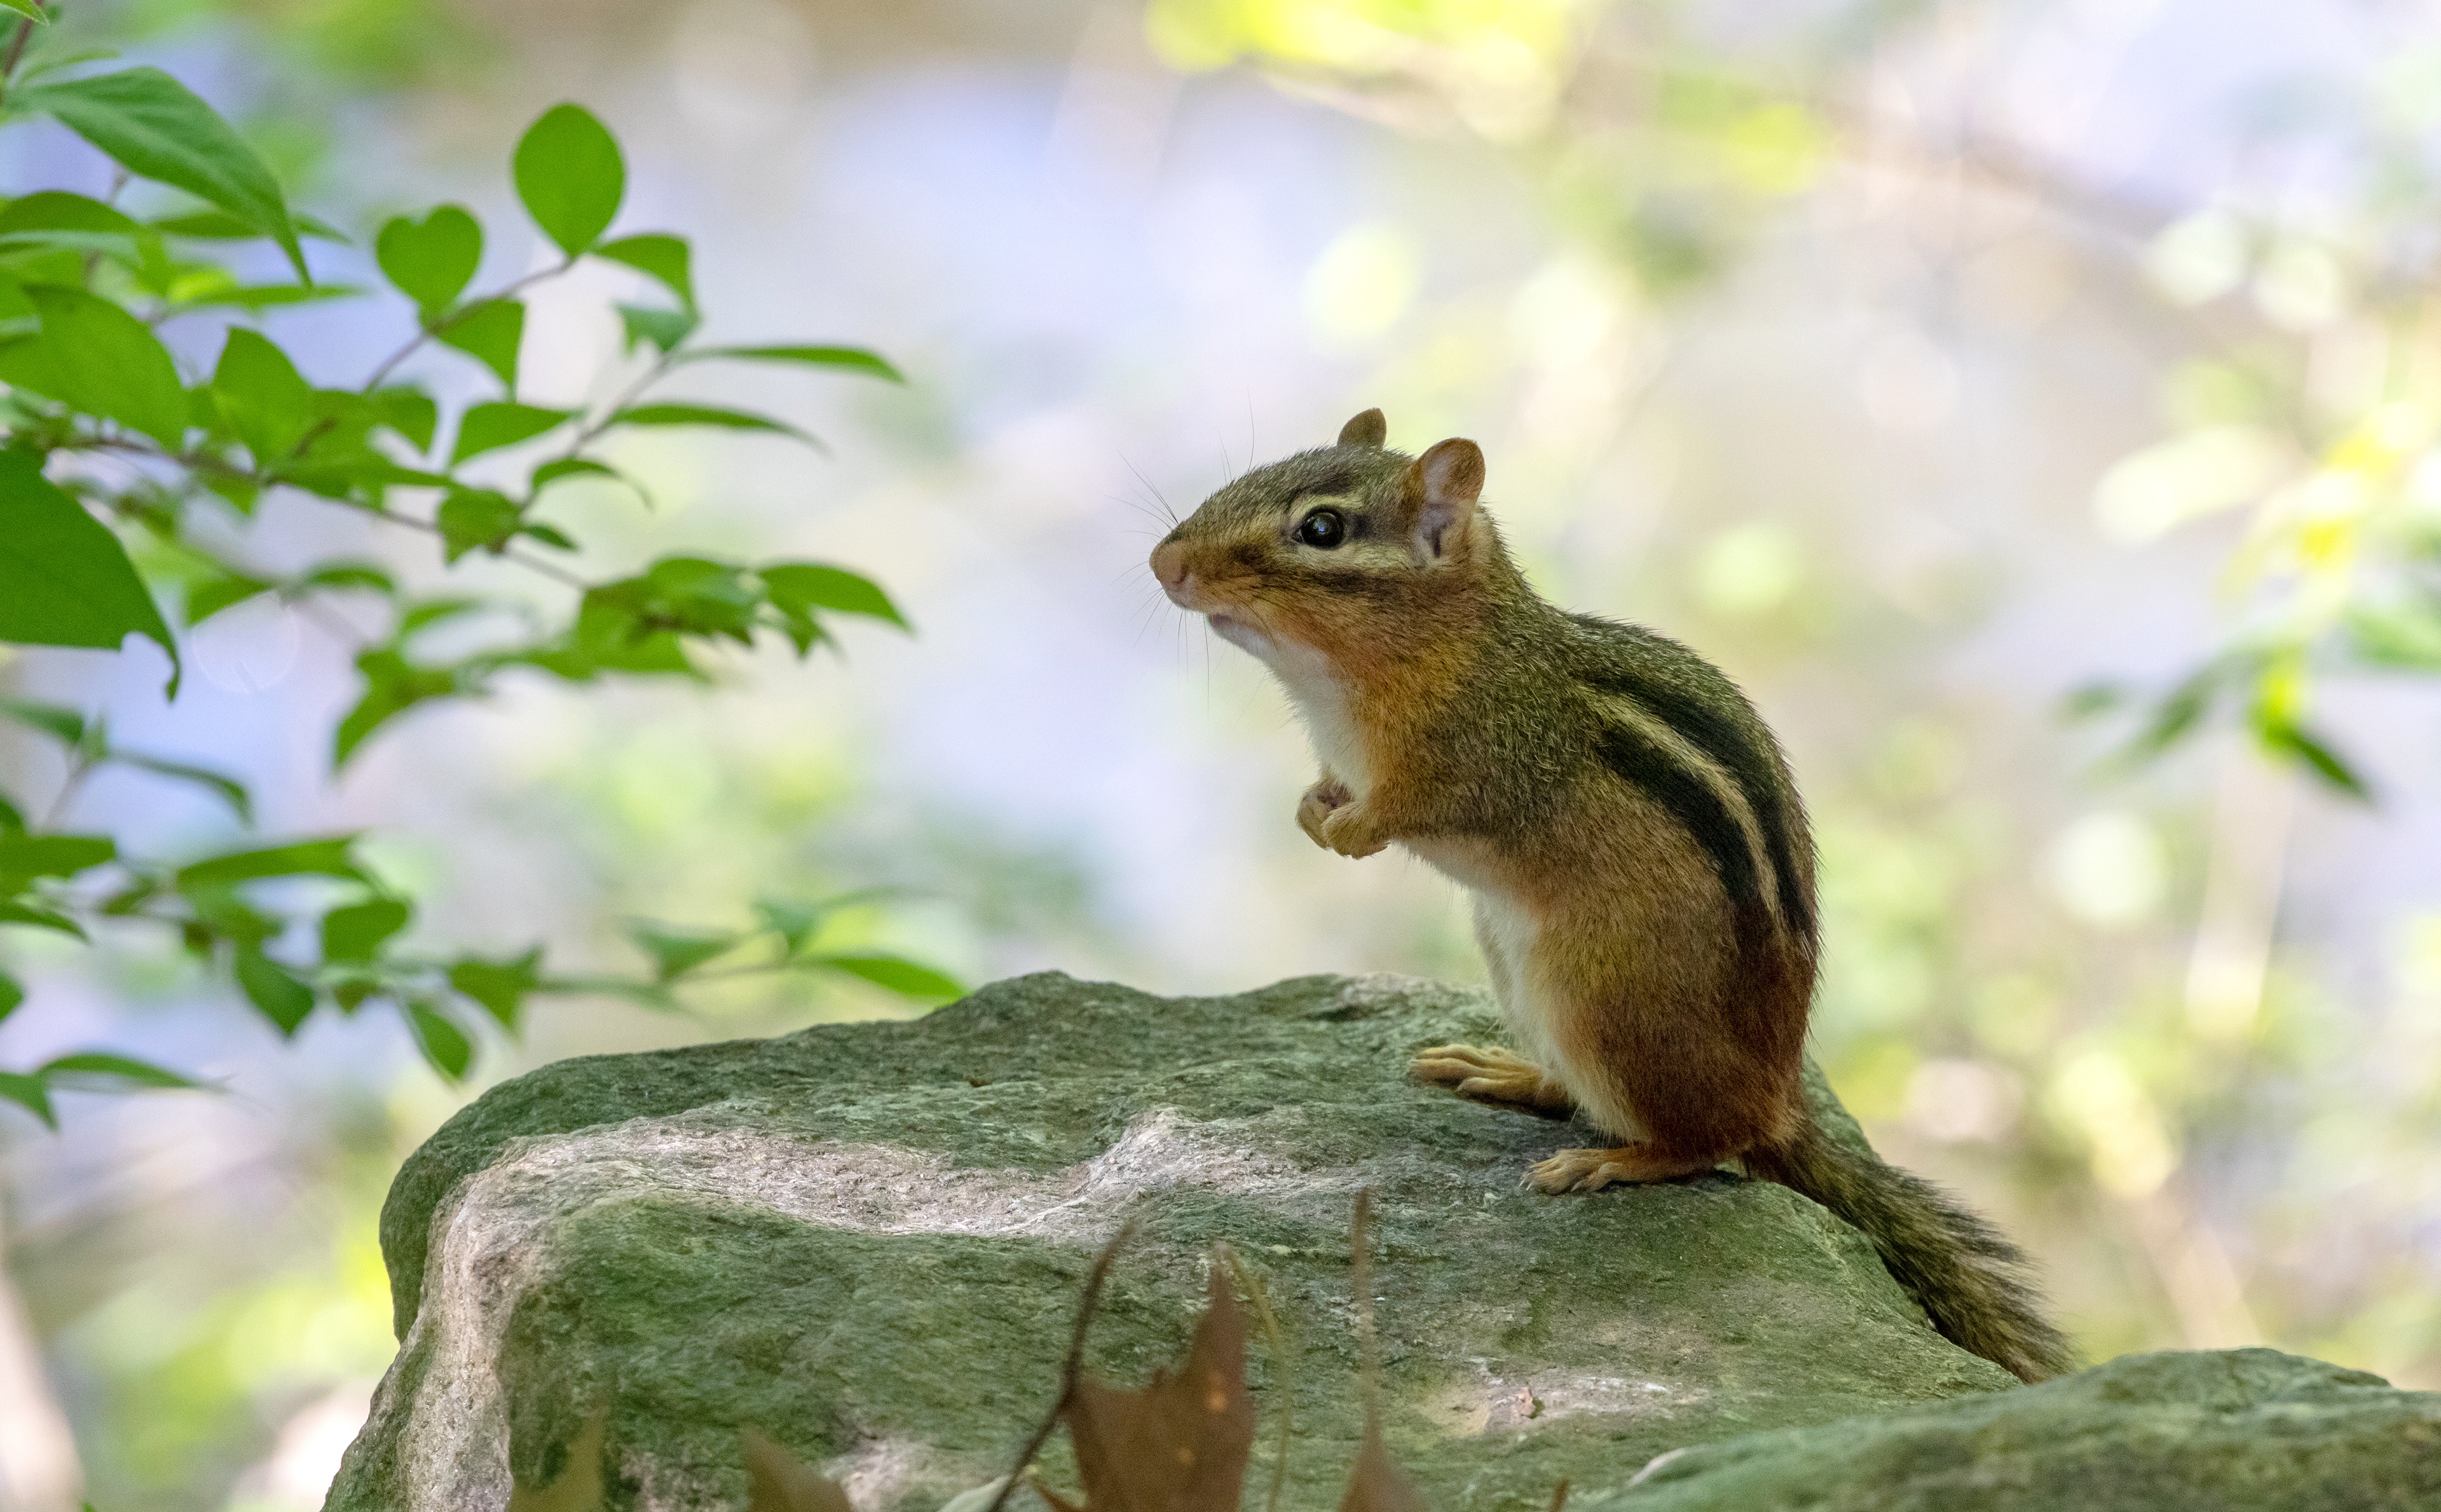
[1294,508,1346,548]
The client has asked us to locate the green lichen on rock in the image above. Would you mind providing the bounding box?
[334,972,2021,1511]
[1597,1347,2441,1511]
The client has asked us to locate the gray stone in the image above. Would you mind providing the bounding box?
[1598,1346,2441,1511]
[329,971,2021,1511]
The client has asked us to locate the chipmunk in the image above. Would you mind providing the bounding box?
[1150,409,2072,1384]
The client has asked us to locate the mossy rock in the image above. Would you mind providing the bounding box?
[1597,1346,2441,1511]
[328,971,2023,1509]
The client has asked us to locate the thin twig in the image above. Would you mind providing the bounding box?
[357,262,573,397]
[979,1219,1137,1512]
[40,756,92,831]
[0,9,41,99]
[1220,1244,1294,1512]
[561,345,679,461]
[1549,1478,1571,1512]
[1351,1188,1377,1417]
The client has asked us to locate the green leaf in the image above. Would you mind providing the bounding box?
[0,833,114,880]
[184,570,271,625]
[0,969,21,1021]
[0,451,178,688]
[451,401,573,465]
[532,458,644,505]
[0,3,53,26]
[13,67,306,280]
[0,1073,55,1129]
[595,233,692,305]
[685,344,903,383]
[0,190,138,236]
[755,897,826,956]
[370,388,438,453]
[322,897,409,963]
[212,328,313,464]
[448,946,541,1032]
[606,402,819,449]
[814,953,963,1003]
[233,943,315,1035]
[435,299,523,390]
[177,836,366,889]
[0,284,191,447]
[626,922,739,981]
[0,695,83,745]
[513,103,624,257]
[149,208,348,242]
[0,276,36,339]
[2346,599,2441,671]
[2117,664,2224,766]
[109,752,252,822]
[162,281,357,315]
[41,1052,204,1091]
[435,489,522,562]
[375,204,481,317]
[761,563,909,630]
[2257,719,2373,803]
[336,648,465,766]
[616,303,695,355]
[301,561,397,596]
[406,998,474,1080]
[0,792,20,833]
[0,901,83,937]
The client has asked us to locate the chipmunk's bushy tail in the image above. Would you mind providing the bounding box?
[1746,1114,2075,1384]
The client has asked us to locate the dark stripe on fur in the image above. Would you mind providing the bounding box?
[1747,1115,2075,1384]
[1593,722,1770,956]
[1583,660,1815,944]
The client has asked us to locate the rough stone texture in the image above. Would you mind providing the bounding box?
[331,971,2016,1510]
[1597,1347,2441,1511]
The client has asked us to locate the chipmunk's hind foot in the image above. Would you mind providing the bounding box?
[1529,1145,1720,1194]
[1411,1043,1575,1118]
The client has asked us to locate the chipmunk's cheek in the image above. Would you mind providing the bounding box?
[1207,613,1264,651]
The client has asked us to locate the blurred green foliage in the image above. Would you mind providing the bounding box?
[0,5,956,1117]
[1151,0,2441,1387]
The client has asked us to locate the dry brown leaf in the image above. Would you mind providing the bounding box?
[1337,1417,1427,1512]
[506,1408,608,1512]
[1063,1263,1256,1512]
[742,1426,856,1512]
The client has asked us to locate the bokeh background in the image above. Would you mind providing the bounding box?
[4,0,2441,1506]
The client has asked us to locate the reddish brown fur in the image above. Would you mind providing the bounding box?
[1152,411,2073,1382]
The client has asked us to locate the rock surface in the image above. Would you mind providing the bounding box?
[330,971,2017,1510]
[1598,1347,2441,1511]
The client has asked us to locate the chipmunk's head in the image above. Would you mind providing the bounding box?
[1149,408,1490,671]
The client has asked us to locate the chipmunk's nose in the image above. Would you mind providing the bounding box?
[1151,540,1188,589]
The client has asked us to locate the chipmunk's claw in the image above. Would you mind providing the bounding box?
[1296,779,1350,848]
[1527,1145,1716,1194]
[1412,1043,1575,1117]
[1316,801,1388,858]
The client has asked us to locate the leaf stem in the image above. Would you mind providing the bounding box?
[980,1220,1137,1512]
[562,343,679,460]
[40,754,92,831]
[0,7,42,100]
[357,259,575,398]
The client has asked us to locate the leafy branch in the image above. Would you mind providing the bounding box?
[0,38,945,1117]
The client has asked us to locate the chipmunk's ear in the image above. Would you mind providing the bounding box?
[1405,437,1484,561]
[1337,408,1388,447]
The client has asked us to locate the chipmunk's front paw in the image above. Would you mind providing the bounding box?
[1296,778,1352,848]
[1527,1145,1717,1194]
[1317,800,1388,859]
[1411,1044,1573,1117]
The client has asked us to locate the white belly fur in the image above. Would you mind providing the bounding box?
[1436,854,1644,1143]
[1246,632,1372,793]
[1247,625,1641,1135]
